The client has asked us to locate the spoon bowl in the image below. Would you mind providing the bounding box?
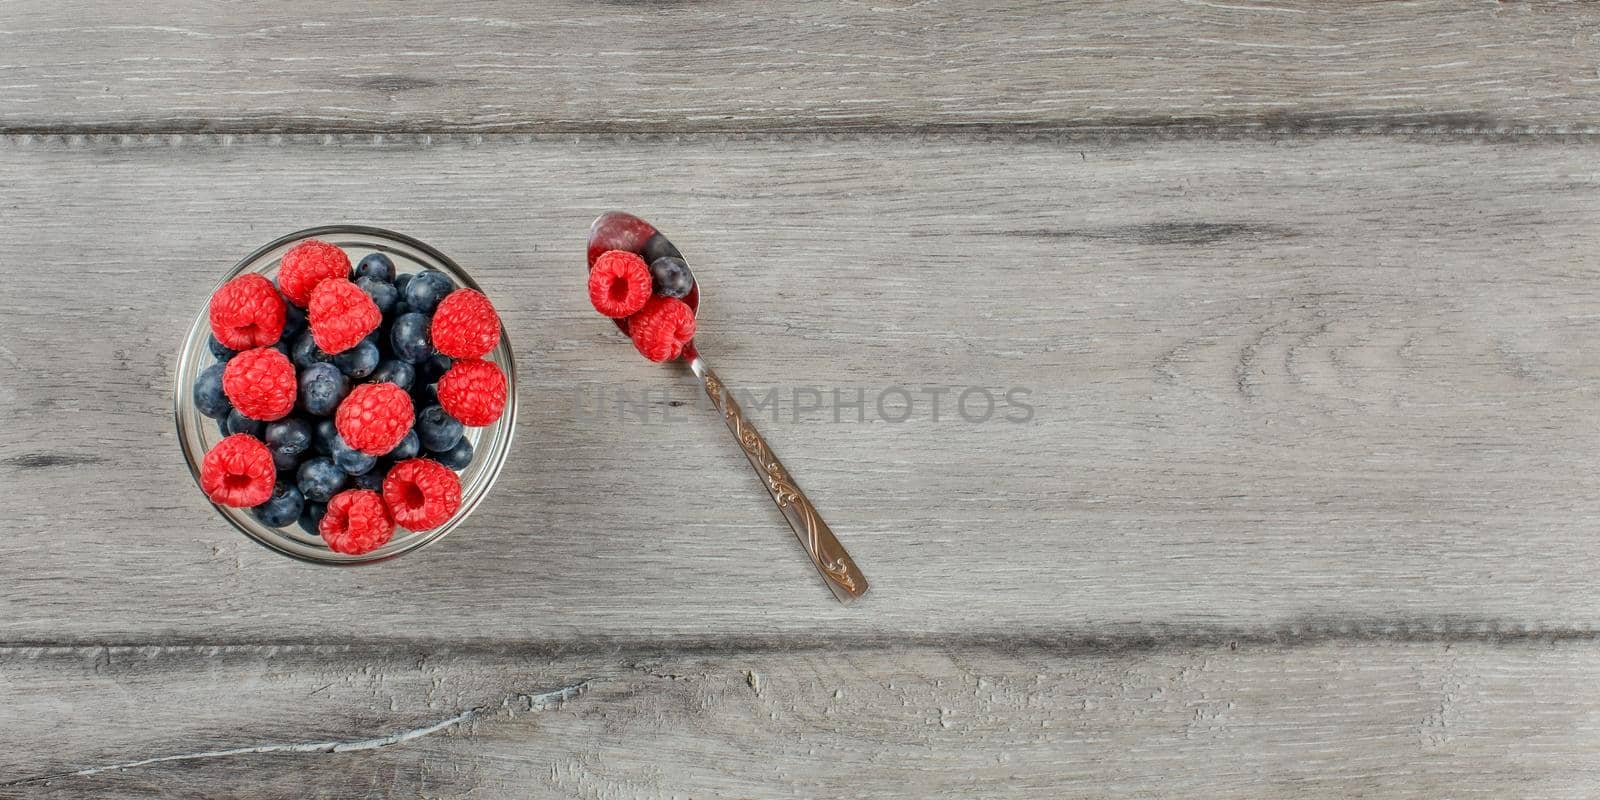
[588,211,698,350]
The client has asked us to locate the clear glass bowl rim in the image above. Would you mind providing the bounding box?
[172,225,518,565]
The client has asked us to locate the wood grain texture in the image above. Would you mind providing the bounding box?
[4,1,1600,134]
[2,133,1599,644]
[5,640,1600,798]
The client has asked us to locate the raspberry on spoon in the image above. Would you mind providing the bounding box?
[627,296,696,362]
[587,250,652,318]
[587,211,658,268]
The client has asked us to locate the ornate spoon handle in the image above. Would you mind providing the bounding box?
[688,355,869,604]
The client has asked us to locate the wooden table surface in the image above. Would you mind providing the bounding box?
[5,2,1600,797]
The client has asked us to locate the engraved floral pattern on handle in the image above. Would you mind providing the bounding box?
[698,363,867,601]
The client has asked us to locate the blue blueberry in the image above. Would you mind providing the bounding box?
[641,232,682,265]
[224,408,264,438]
[330,433,378,476]
[265,416,312,457]
[272,448,303,472]
[297,501,327,536]
[291,331,334,370]
[402,270,454,314]
[356,275,399,315]
[252,481,305,528]
[208,335,237,362]
[430,436,473,470]
[372,322,393,357]
[394,273,414,293]
[389,429,421,461]
[370,360,415,391]
[649,256,694,299]
[333,338,380,379]
[313,418,339,455]
[355,252,396,283]
[297,457,347,502]
[352,464,389,492]
[415,405,464,452]
[282,304,308,342]
[413,383,439,409]
[390,312,432,363]
[417,354,453,385]
[299,362,348,416]
[193,363,231,419]
[271,340,292,358]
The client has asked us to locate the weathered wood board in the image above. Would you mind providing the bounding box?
[5,639,1599,798]
[2,134,1599,643]
[3,1,1600,133]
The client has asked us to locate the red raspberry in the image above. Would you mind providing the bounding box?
[308,278,381,354]
[587,212,657,268]
[222,347,297,421]
[383,458,462,531]
[209,273,286,349]
[335,382,414,455]
[437,359,507,426]
[277,239,351,307]
[430,289,501,359]
[588,250,652,318]
[627,296,696,362]
[320,489,396,555]
[200,434,276,507]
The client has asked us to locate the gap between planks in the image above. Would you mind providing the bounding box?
[5,129,1600,147]
[4,620,1599,659]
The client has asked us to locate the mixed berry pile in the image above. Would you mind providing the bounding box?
[586,215,697,361]
[194,239,506,555]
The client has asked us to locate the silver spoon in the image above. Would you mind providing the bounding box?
[587,211,869,604]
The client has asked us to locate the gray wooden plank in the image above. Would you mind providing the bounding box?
[3,1,1600,134]
[2,133,1599,643]
[4,639,1599,798]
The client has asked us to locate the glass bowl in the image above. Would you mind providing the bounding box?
[173,226,517,564]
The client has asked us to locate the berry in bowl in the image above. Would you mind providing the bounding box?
[175,226,516,563]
